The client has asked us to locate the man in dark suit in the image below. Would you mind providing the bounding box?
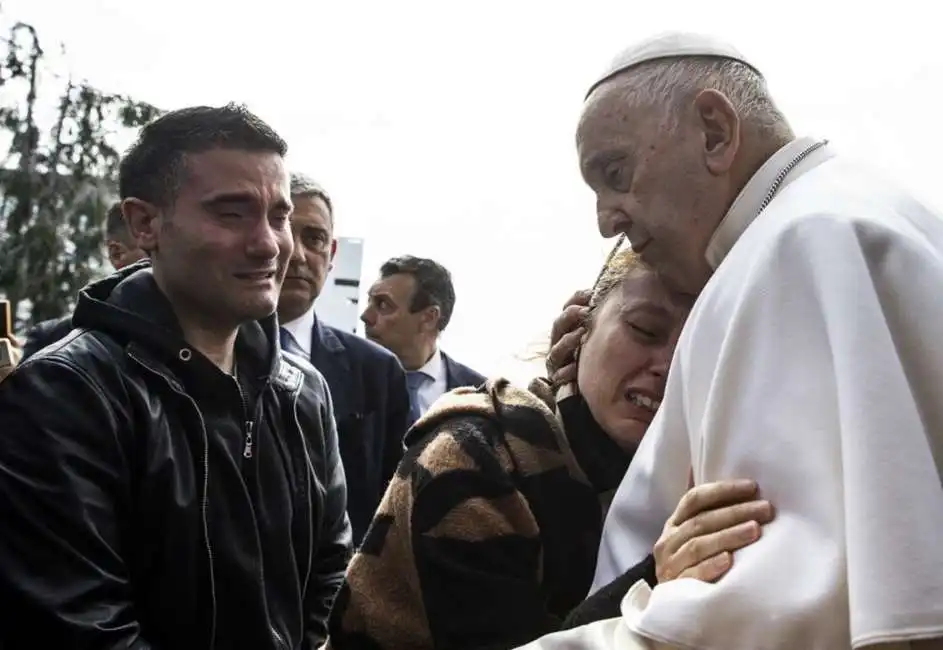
[22,202,146,359]
[278,173,411,545]
[360,255,486,425]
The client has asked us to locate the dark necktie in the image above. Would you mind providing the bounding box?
[406,370,431,426]
[280,327,306,357]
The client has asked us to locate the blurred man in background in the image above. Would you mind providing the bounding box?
[21,201,146,358]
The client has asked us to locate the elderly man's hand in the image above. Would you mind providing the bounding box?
[546,289,591,387]
[653,478,774,584]
[0,336,22,382]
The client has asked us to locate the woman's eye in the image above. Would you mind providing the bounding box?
[630,323,657,339]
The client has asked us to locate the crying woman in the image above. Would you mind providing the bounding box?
[324,250,692,650]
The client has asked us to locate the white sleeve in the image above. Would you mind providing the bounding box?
[514,618,647,650]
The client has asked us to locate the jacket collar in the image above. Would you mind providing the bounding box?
[75,262,283,391]
[274,356,304,392]
[312,315,345,355]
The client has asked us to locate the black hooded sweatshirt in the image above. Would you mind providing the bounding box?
[0,264,352,649]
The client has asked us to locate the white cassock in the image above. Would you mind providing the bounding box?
[518,137,943,650]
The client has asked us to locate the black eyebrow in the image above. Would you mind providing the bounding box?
[200,191,256,209]
[370,292,395,305]
[201,192,292,213]
[298,224,330,236]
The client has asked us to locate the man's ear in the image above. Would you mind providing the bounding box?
[693,88,741,176]
[105,240,124,268]
[122,198,161,254]
[420,305,441,334]
[327,238,338,273]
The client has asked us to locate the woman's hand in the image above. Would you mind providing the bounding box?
[654,479,774,583]
[546,289,591,387]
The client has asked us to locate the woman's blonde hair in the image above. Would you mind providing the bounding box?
[518,236,644,363]
[587,235,644,322]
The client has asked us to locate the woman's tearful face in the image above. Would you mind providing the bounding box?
[577,265,691,452]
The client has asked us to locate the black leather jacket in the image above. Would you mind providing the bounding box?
[21,314,73,359]
[0,266,352,649]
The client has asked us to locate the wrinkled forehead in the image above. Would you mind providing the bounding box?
[290,194,332,229]
[183,148,291,208]
[577,86,621,141]
[369,273,416,305]
[576,82,652,158]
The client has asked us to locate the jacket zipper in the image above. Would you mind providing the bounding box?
[129,352,218,650]
[234,375,287,645]
[271,625,287,648]
[234,378,254,459]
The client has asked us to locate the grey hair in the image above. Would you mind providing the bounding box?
[289,172,333,216]
[609,56,792,140]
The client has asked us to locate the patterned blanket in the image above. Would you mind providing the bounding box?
[325,377,629,650]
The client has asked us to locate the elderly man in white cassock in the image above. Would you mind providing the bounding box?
[517,32,943,650]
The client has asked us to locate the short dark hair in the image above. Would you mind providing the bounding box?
[119,103,288,208]
[104,202,129,242]
[380,255,455,331]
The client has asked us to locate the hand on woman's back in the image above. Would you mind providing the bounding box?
[654,478,775,583]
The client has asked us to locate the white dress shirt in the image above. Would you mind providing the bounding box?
[280,303,317,357]
[412,347,447,416]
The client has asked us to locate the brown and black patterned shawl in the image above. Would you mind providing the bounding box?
[324,377,630,650]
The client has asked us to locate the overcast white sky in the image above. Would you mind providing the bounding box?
[6,0,941,382]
